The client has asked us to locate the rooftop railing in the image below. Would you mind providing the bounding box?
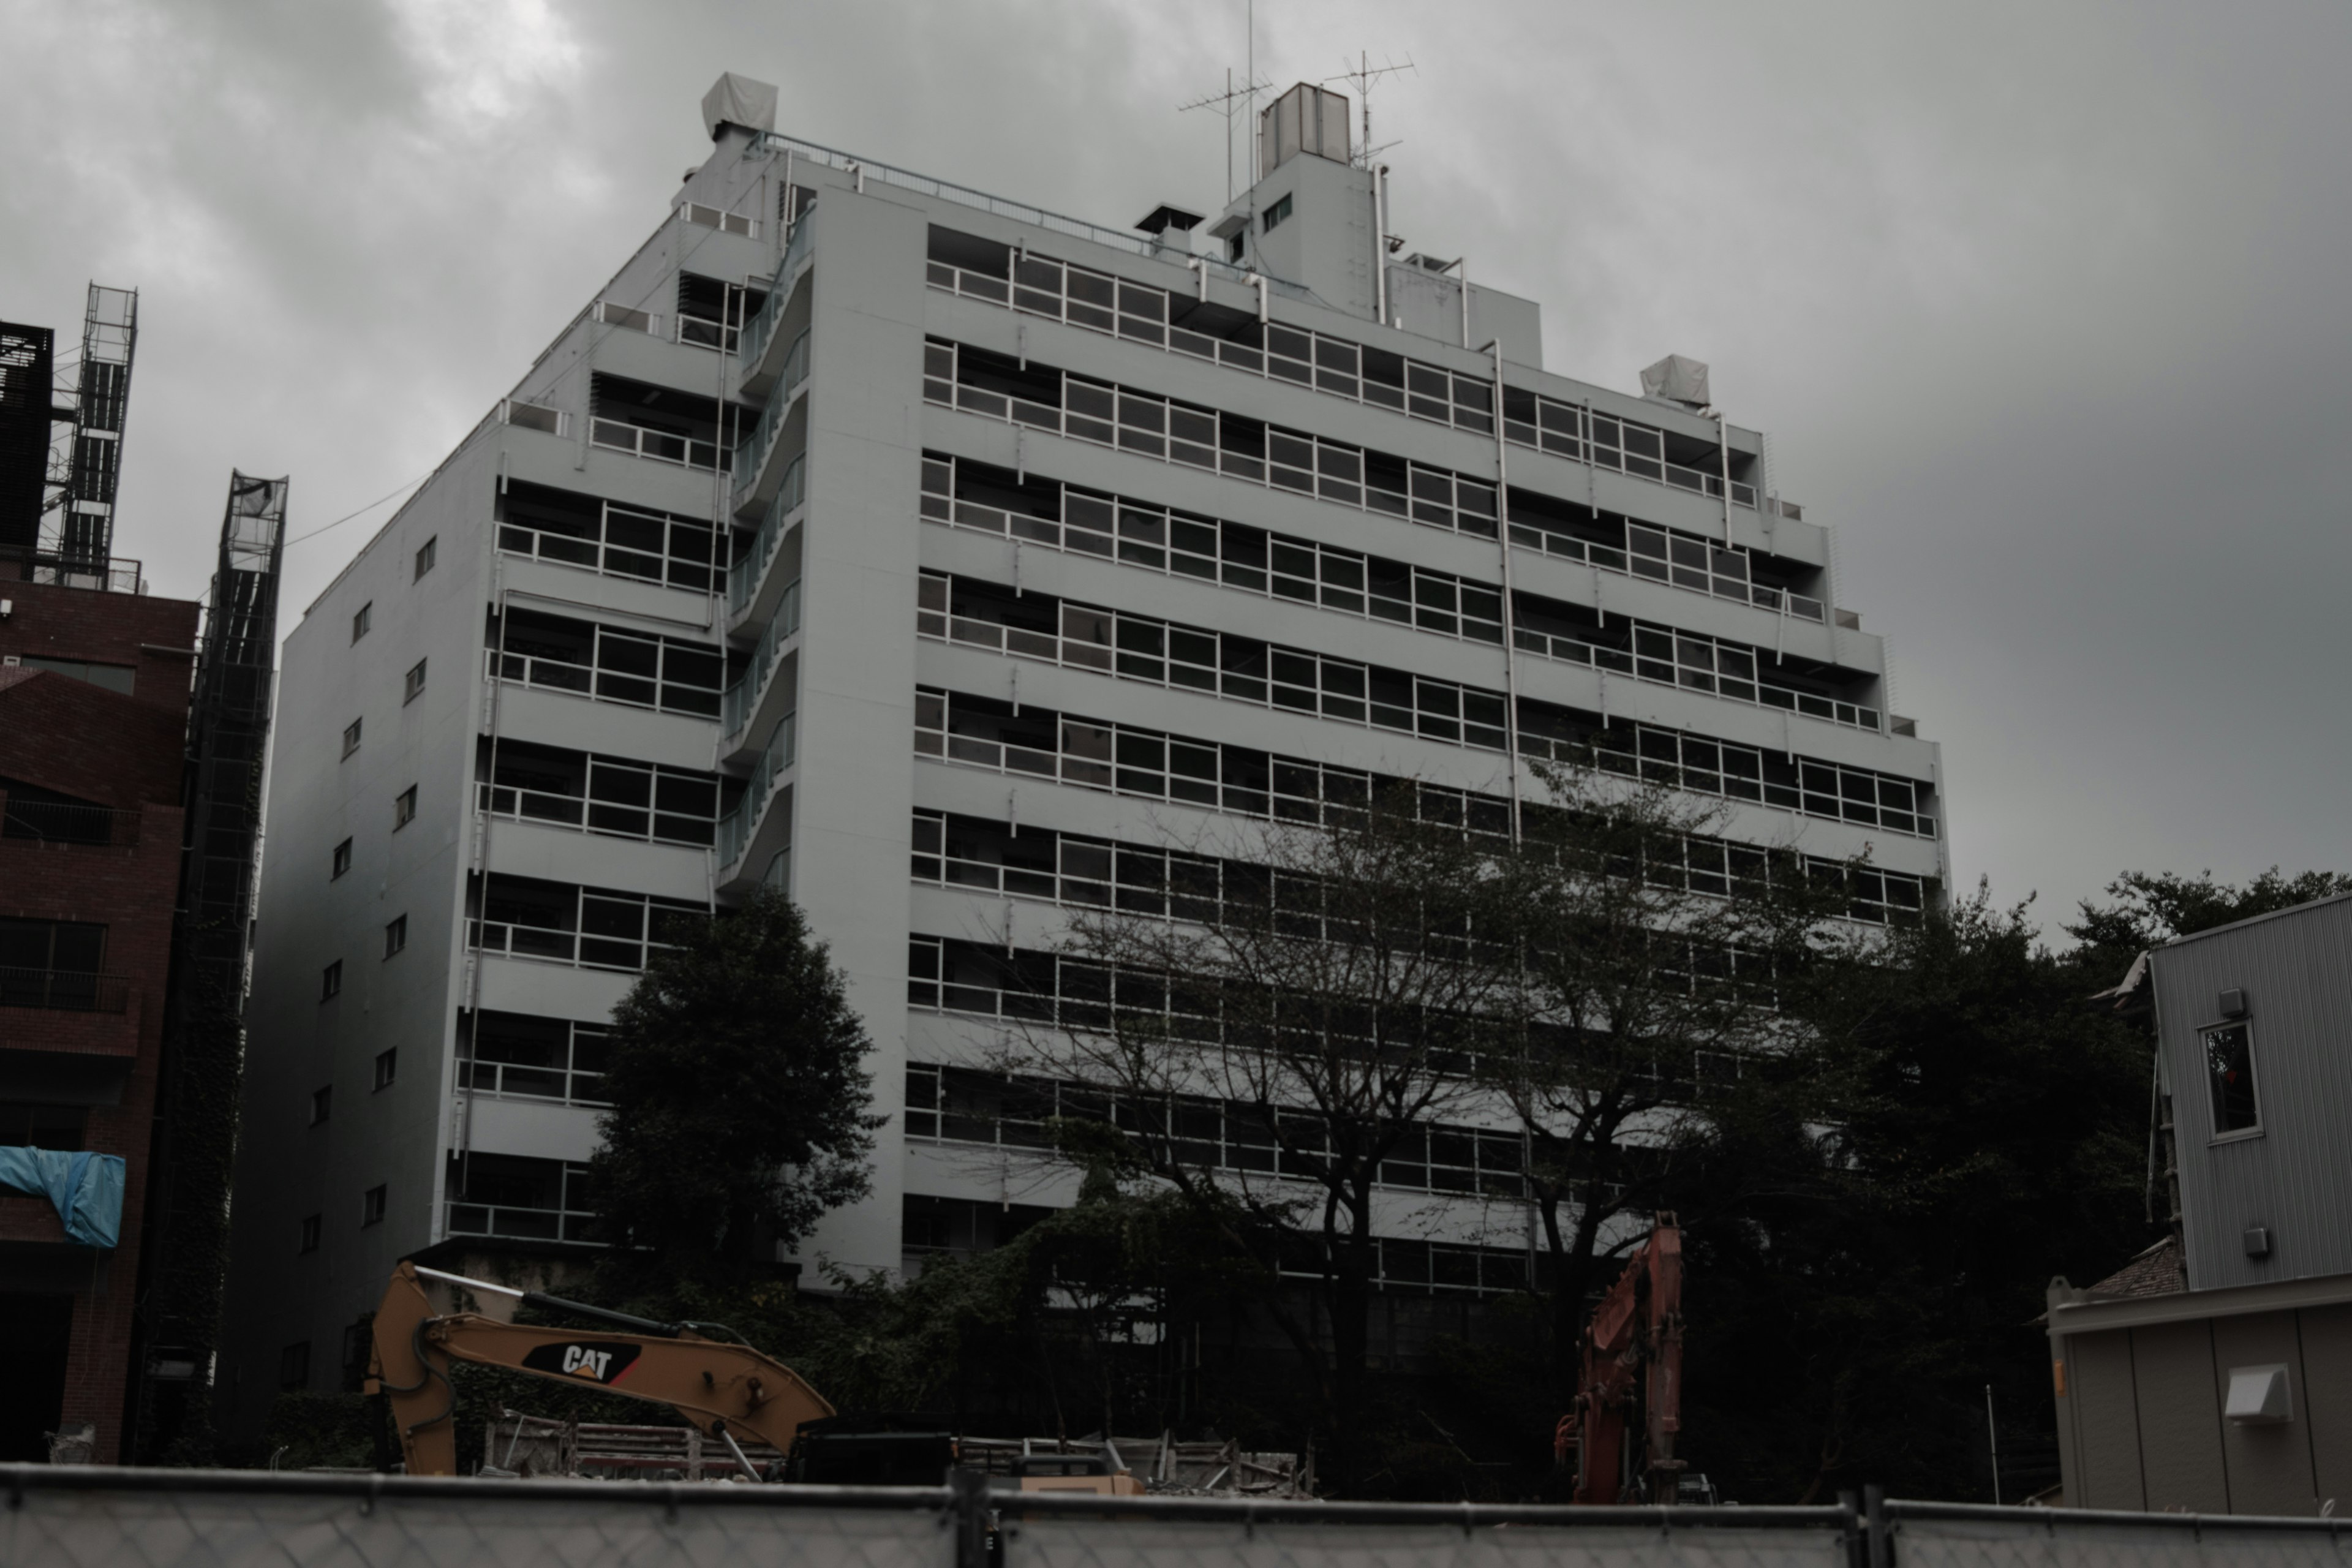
[0,546,143,595]
[758,132,1308,298]
[1,799,141,847]
[0,967,130,1014]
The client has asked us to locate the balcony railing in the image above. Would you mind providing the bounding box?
[476,782,717,850]
[726,458,806,617]
[464,1058,608,1107]
[1506,523,1826,624]
[728,332,810,512]
[1,800,140,847]
[0,967,130,1013]
[0,545,144,595]
[720,581,802,739]
[715,712,796,875]
[589,418,731,474]
[738,212,817,374]
[446,1200,598,1245]
[1510,627,1881,733]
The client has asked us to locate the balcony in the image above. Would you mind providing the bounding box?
[714,712,794,881]
[728,332,810,518]
[0,545,144,595]
[725,455,805,630]
[588,417,732,475]
[0,967,131,1014]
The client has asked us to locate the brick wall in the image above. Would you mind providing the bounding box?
[0,579,199,722]
[0,583,195,1464]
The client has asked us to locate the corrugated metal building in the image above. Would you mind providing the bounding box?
[2046,894,2352,1513]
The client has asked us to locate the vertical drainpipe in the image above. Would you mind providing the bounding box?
[1373,165,1390,325]
[1487,339,1523,844]
[1459,261,1471,349]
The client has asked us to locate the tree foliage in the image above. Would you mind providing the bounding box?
[591,889,881,1281]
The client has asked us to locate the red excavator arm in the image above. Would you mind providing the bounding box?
[1557,1215,1685,1504]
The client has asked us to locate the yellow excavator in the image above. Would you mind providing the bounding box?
[366,1259,1142,1494]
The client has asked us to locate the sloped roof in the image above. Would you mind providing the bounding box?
[2086,1235,2185,1300]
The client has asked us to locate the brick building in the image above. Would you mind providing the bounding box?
[0,573,201,1463]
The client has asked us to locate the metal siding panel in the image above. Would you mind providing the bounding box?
[2299,1303,2352,1510]
[2066,1328,2146,1510]
[2130,1317,2231,1512]
[2150,899,2352,1290]
[2210,1310,2320,1515]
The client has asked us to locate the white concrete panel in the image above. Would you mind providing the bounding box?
[483,816,711,902]
[467,1095,605,1163]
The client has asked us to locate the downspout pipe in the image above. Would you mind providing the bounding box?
[1484,337,1523,843]
[1374,165,1391,325]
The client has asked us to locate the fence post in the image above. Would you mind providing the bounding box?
[949,1466,992,1568]
[1864,1485,1892,1568]
[1838,1492,1863,1568]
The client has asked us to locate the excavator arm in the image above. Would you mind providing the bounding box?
[1564,1215,1685,1505]
[365,1261,834,1477]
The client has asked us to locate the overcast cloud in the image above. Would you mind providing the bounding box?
[5,0,2347,939]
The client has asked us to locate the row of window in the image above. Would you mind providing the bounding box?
[924,227,1758,511]
[918,681,1935,841]
[497,479,722,595]
[923,454,1505,643]
[480,741,726,850]
[924,341,1504,537]
[914,806,1927,928]
[296,1153,601,1258]
[910,930,1781,1050]
[919,571,1510,750]
[490,608,729,721]
[905,1064,1530,1201]
[317,911,409,1000]
[470,873,706,974]
[340,662,428,761]
[1513,614,1880,733]
[468,1011,611,1106]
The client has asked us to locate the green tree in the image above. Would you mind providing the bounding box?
[1670,886,2157,1502]
[2067,866,2352,975]
[590,889,881,1283]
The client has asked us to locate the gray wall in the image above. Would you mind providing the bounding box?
[2149,895,2352,1290]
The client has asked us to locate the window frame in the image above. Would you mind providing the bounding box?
[361,1184,386,1226]
[413,537,437,579]
[308,1085,331,1126]
[320,960,342,1001]
[342,718,362,759]
[352,602,371,643]
[383,914,407,958]
[404,658,427,704]
[394,786,417,829]
[2199,1018,2263,1142]
[331,838,352,879]
[298,1214,321,1254]
[374,1048,398,1091]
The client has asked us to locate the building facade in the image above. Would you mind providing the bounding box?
[0,569,201,1463]
[221,77,1948,1429]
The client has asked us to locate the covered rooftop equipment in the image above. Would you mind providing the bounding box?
[1640,353,1711,410]
[701,74,777,140]
[1259,82,1351,178]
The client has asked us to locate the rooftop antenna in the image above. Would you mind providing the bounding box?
[1324,51,1417,167]
[1179,66,1273,204]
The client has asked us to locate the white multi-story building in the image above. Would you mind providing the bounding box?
[220,75,1947,1420]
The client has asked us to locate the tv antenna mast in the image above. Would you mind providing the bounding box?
[1324,52,1417,167]
[1182,67,1273,204]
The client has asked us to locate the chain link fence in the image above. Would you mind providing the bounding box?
[4,1468,2346,1568]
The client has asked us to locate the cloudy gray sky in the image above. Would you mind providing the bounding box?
[6,0,2347,938]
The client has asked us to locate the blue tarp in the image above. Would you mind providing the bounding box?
[0,1146,124,1248]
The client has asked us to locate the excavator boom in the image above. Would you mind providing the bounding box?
[366,1261,834,1476]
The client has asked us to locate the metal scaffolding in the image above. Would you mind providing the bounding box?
[126,470,287,1463]
[53,284,140,565]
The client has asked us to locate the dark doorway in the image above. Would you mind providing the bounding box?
[0,1292,74,1460]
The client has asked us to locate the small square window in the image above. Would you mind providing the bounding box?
[309,1085,332,1125]
[342,718,363,758]
[361,1185,386,1226]
[352,603,372,643]
[279,1341,311,1390]
[394,786,417,829]
[332,839,352,879]
[374,1048,398,1091]
[1262,194,1294,232]
[384,915,407,957]
[414,537,437,579]
[404,659,427,704]
[320,960,343,1000]
[298,1215,321,1254]
[2204,1021,2261,1137]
